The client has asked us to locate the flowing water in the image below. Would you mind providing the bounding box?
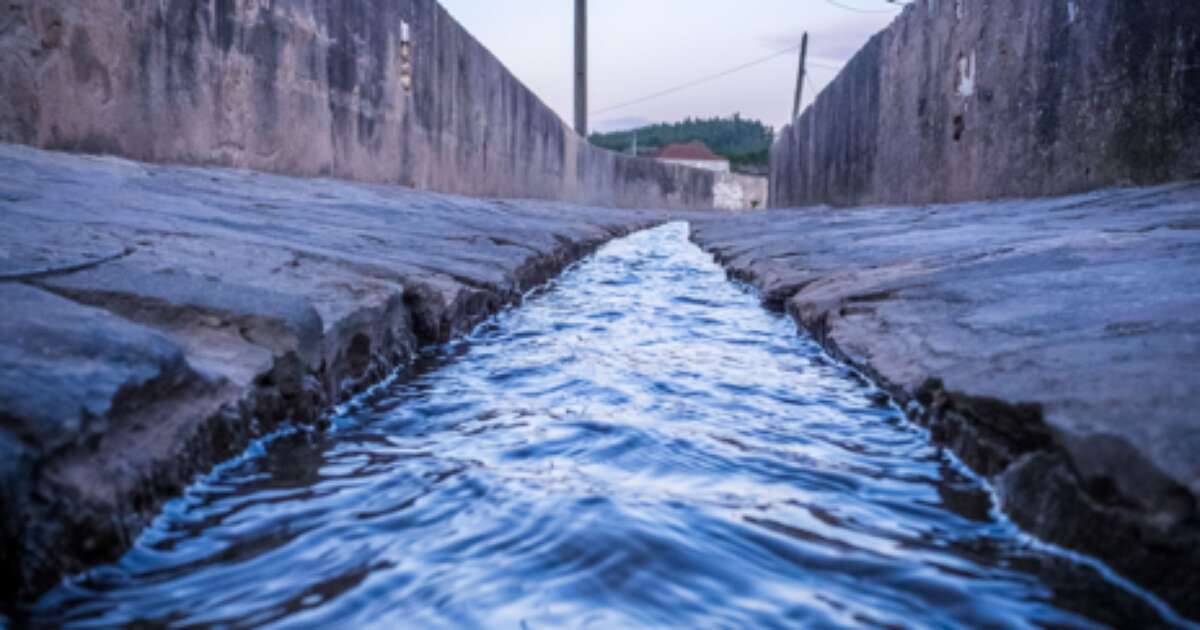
[28,223,1185,628]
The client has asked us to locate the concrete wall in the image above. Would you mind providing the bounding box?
[714,173,768,211]
[661,158,731,173]
[771,0,1200,207]
[0,1,714,209]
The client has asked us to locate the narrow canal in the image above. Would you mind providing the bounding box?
[31,224,1179,628]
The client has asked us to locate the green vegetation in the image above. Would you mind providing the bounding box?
[589,114,774,172]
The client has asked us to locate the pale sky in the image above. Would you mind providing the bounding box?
[438,0,901,133]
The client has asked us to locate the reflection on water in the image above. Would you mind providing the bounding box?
[31,223,1184,628]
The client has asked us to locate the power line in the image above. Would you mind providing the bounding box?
[590,45,801,116]
[589,43,850,118]
[585,2,906,119]
[808,60,843,71]
[824,0,905,14]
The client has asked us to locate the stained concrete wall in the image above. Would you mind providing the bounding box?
[771,0,1200,207]
[714,173,768,211]
[661,158,732,173]
[0,1,713,209]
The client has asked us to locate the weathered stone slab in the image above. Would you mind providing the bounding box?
[0,143,665,604]
[0,283,197,455]
[37,266,326,380]
[0,282,232,601]
[689,181,1200,617]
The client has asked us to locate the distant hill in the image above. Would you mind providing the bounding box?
[589,115,774,172]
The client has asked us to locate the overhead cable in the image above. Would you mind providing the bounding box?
[591,45,802,115]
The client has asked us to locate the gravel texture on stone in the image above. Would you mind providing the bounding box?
[4,142,1198,618]
[689,182,1200,617]
[0,144,663,602]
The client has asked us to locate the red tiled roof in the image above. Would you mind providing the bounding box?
[654,142,726,161]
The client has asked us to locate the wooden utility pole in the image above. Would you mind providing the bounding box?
[792,32,809,121]
[574,0,588,136]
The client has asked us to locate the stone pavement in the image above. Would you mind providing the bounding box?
[0,144,664,602]
[3,142,1199,618]
[688,183,1200,617]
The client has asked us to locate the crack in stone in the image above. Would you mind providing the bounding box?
[1,247,136,282]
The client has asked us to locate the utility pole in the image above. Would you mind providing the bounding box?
[574,0,588,137]
[792,32,809,121]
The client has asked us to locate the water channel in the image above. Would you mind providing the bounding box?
[29,223,1182,628]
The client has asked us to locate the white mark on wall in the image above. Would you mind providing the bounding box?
[713,174,768,211]
[955,0,964,20]
[713,179,744,210]
[956,51,977,98]
[400,20,414,92]
[1067,0,1078,24]
[660,158,731,173]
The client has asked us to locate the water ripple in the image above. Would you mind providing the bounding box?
[29,223,1185,628]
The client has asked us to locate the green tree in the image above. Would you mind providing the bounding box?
[589,115,774,172]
